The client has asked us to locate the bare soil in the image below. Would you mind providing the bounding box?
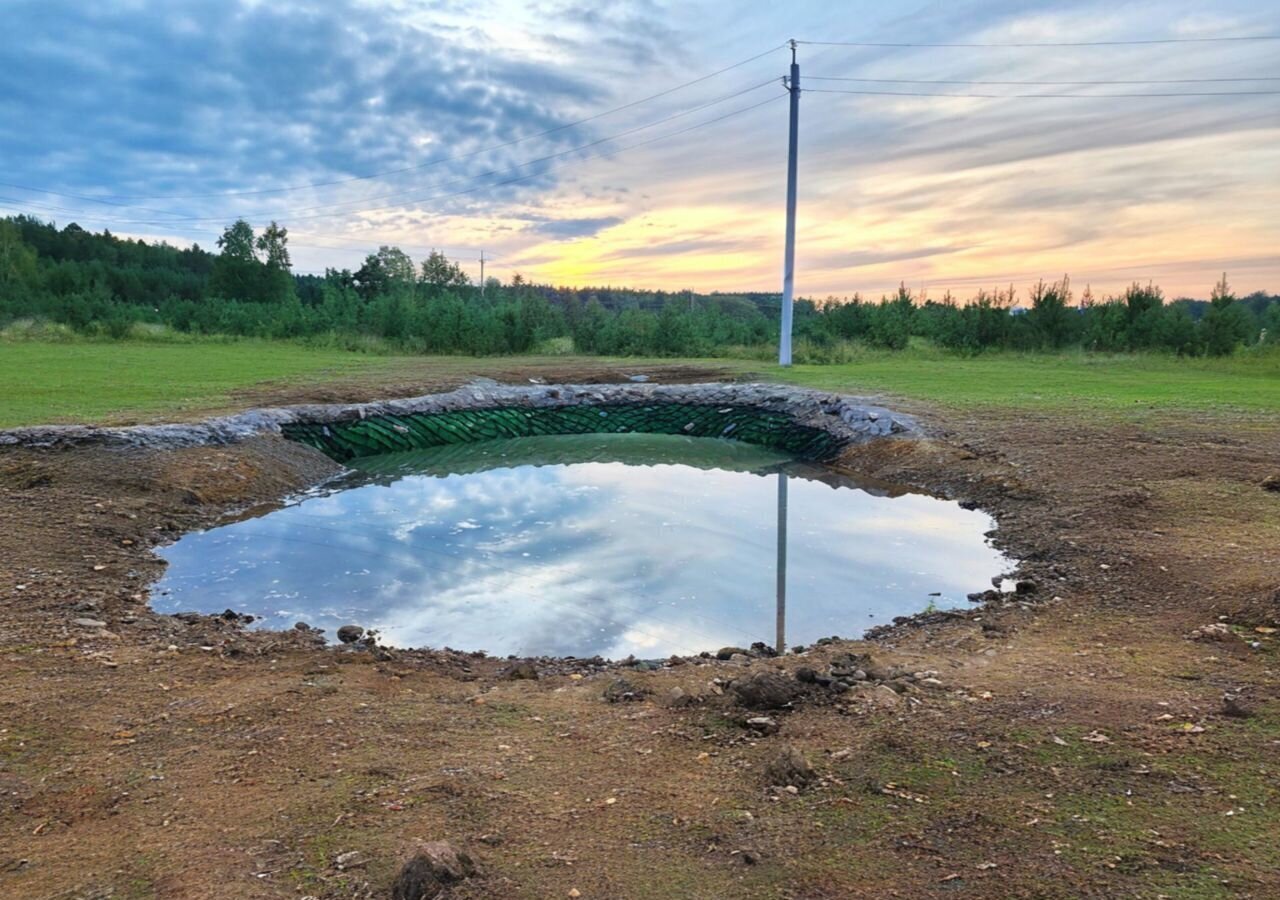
[2,363,1278,899]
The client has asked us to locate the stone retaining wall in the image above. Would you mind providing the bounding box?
[0,382,918,457]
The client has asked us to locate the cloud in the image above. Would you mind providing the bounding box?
[2,0,1277,295]
[528,215,624,238]
[154,442,1009,657]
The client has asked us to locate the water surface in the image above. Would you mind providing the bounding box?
[154,433,1008,658]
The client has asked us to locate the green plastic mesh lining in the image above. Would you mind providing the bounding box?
[282,403,844,463]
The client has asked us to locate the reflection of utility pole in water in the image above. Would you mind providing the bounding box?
[775,471,788,653]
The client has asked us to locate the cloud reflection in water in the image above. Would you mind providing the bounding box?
[153,434,1010,658]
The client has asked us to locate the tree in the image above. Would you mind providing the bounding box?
[210,219,262,300]
[255,221,293,303]
[0,219,39,295]
[216,219,256,260]
[420,249,470,288]
[1201,273,1250,356]
[1027,276,1075,349]
[256,221,291,270]
[868,284,914,350]
[354,246,415,300]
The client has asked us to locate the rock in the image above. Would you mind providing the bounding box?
[1188,623,1239,643]
[829,653,866,679]
[728,653,753,666]
[746,716,779,735]
[502,661,539,680]
[334,850,367,870]
[391,841,476,900]
[763,744,815,788]
[1262,474,1280,492]
[1014,579,1038,595]
[730,672,800,710]
[603,677,646,703]
[72,618,106,629]
[749,641,778,658]
[860,659,894,682]
[716,646,749,660]
[794,667,818,684]
[867,684,902,708]
[1221,695,1255,719]
[665,686,696,708]
[336,624,364,644]
[628,374,650,383]
[959,499,980,510]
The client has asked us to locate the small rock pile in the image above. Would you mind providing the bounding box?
[391,841,476,900]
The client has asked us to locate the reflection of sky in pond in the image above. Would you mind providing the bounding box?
[153,433,1010,659]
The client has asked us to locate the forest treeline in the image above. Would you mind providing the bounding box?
[1,215,1277,359]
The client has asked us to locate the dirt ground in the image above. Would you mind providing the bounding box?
[1,363,1278,899]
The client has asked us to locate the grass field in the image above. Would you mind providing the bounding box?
[764,344,1280,413]
[0,340,401,428]
[1,338,1277,428]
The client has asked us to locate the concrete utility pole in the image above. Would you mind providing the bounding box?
[778,40,800,367]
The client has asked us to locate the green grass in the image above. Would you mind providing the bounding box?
[1,336,1277,429]
[755,344,1280,413]
[0,339,398,428]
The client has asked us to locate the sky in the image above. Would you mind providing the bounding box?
[2,0,1278,299]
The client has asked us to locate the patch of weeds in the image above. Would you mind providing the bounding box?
[482,700,530,727]
[1142,870,1241,899]
[697,711,742,737]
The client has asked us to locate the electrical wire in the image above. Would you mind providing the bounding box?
[804,75,1280,85]
[795,35,1280,48]
[50,92,788,227]
[803,87,1280,98]
[0,78,781,225]
[14,43,788,203]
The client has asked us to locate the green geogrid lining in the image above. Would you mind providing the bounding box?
[281,403,846,463]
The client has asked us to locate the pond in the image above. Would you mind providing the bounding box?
[152,432,1010,658]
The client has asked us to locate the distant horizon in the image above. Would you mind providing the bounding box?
[16,212,1272,304]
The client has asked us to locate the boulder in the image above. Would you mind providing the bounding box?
[502,661,539,680]
[336,624,364,644]
[730,672,800,710]
[603,677,646,703]
[391,841,476,900]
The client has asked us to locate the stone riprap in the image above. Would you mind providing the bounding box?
[0,382,917,459]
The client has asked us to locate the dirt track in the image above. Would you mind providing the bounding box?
[2,363,1278,899]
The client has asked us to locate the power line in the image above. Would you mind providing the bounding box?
[795,35,1280,48]
[804,87,1280,98]
[805,75,1280,85]
[19,43,787,203]
[67,92,788,227]
[4,79,781,226]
